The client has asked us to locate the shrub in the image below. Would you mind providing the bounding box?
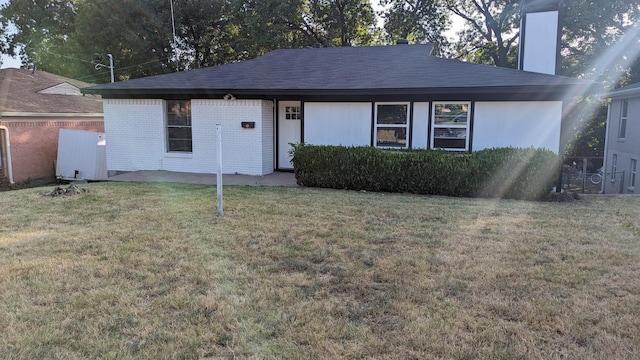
[290,144,560,201]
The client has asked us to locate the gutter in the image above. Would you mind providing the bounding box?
[601,87,640,100]
[0,125,14,184]
[0,112,103,118]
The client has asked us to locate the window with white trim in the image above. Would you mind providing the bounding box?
[611,153,618,181]
[431,102,470,151]
[375,103,409,148]
[630,158,637,190]
[618,99,628,139]
[167,100,192,152]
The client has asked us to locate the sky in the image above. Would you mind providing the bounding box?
[0,0,463,69]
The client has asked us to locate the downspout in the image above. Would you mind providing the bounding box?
[0,125,15,184]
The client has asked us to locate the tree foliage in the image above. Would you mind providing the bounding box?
[0,0,79,70]
[0,0,380,81]
[448,0,520,67]
[561,0,640,88]
[379,0,449,52]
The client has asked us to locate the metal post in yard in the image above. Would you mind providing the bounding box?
[216,124,223,216]
[556,155,564,193]
[582,157,588,193]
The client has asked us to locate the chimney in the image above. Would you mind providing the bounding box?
[518,0,562,75]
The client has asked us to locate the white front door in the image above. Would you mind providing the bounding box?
[277,101,301,169]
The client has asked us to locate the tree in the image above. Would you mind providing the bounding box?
[1,0,79,71]
[380,0,449,52]
[67,0,174,82]
[560,0,640,157]
[230,0,376,60]
[309,0,377,47]
[171,0,235,69]
[448,0,520,67]
[561,0,640,88]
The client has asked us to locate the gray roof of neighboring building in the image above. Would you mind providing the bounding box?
[83,44,595,100]
[604,82,640,99]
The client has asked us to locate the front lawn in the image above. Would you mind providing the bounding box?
[1,183,639,359]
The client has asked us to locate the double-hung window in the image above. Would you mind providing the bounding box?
[432,102,470,151]
[167,100,192,152]
[375,103,409,148]
[618,99,628,139]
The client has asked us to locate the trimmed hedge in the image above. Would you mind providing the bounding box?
[290,145,560,201]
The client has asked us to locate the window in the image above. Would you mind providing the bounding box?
[630,159,637,190]
[431,102,470,151]
[618,99,628,139]
[285,106,301,120]
[375,103,409,148]
[611,154,618,181]
[167,100,192,152]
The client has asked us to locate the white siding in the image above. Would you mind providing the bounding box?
[603,97,640,193]
[304,102,371,146]
[521,11,559,75]
[103,99,274,176]
[473,101,562,153]
[412,102,429,149]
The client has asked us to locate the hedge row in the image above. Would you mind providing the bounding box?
[290,145,560,201]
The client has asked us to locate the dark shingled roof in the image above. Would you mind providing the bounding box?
[84,44,594,99]
[0,68,103,114]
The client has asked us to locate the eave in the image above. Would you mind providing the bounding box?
[85,85,584,102]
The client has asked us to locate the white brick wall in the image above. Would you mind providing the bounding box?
[103,98,275,175]
[104,99,165,171]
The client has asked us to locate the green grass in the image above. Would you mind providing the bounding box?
[1,183,639,359]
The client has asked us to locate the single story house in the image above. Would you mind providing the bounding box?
[601,82,640,194]
[83,0,593,177]
[0,68,104,186]
[83,45,592,177]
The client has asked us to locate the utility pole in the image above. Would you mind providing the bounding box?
[94,53,115,83]
[170,0,179,72]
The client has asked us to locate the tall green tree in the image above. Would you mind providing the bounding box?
[309,0,376,46]
[171,0,234,69]
[379,0,449,52]
[448,0,520,67]
[67,0,174,82]
[1,0,79,72]
[561,0,640,87]
[231,0,376,57]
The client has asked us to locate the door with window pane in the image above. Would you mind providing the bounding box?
[277,101,301,169]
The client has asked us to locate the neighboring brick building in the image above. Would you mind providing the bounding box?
[0,68,104,186]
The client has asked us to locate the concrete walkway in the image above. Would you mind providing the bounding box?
[107,170,298,187]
